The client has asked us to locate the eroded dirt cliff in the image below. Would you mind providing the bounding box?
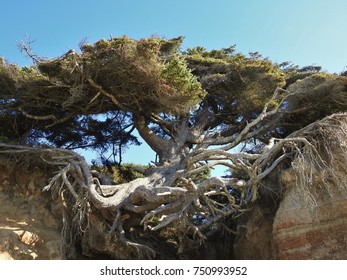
[0,163,62,259]
[234,113,347,259]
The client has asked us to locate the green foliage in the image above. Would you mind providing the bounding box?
[185,45,236,60]
[279,73,347,135]
[1,36,346,154]
[185,47,286,128]
[93,162,147,184]
[116,163,146,183]
[0,62,42,144]
[80,36,205,114]
[279,61,324,87]
[159,36,185,56]
[0,59,17,91]
[32,36,205,116]
[161,55,206,113]
[0,36,206,148]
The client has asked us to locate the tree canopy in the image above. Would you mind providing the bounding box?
[0,36,346,259]
[1,36,346,152]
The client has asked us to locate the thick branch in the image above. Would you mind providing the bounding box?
[133,114,170,159]
[189,105,216,141]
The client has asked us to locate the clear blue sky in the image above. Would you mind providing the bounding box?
[1,0,347,168]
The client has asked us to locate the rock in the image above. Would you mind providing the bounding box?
[0,251,13,260]
[233,205,274,259]
[18,230,40,246]
[273,168,347,259]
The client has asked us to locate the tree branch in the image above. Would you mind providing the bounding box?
[18,107,57,121]
[150,113,177,137]
[87,78,128,111]
[133,114,170,160]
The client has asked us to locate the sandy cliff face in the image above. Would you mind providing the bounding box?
[273,184,347,259]
[272,150,347,258]
[0,164,62,260]
[234,114,347,259]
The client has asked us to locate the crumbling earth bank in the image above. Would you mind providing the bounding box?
[234,113,347,259]
[0,164,62,260]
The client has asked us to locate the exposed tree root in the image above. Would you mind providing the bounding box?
[1,113,346,259]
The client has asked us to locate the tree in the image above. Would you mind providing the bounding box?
[0,36,346,259]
